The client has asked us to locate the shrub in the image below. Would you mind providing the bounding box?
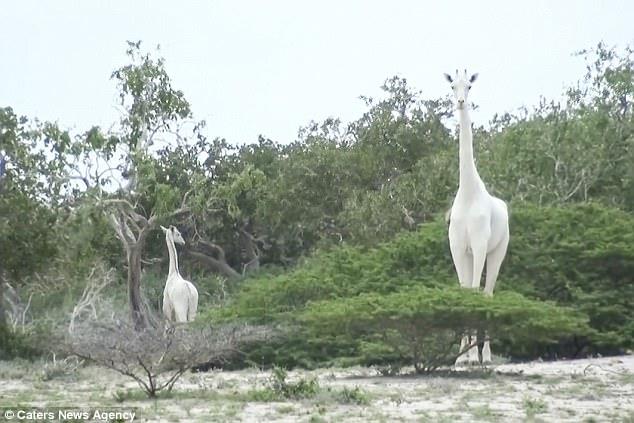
[212,219,452,321]
[502,203,634,354]
[66,314,271,398]
[267,366,320,399]
[334,386,370,405]
[203,203,634,367]
[0,324,36,360]
[301,286,588,372]
[245,366,320,401]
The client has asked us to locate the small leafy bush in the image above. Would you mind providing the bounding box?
[268,366,320,399]
[334,386,370,405]
[248,367,320,401]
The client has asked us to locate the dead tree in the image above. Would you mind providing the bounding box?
[68,264,115,334]
[67,312,273,397]
[2,282,32,331]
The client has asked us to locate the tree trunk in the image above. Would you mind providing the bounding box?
[127,246,146,330]
[239,224,261,275]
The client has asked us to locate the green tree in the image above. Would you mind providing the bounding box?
[0,107,71,327]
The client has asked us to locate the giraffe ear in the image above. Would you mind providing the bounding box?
[160,225,168,233]
[444,73,453,83]
[469,73,479,83]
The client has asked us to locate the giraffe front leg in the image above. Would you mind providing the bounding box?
[455,332,480,366]
[455,335,471,366]
[481,336,492,365]
[467,332,480,364]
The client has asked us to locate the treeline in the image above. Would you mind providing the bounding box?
[0,42,632,364]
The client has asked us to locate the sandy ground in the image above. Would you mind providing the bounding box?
[0,355,633,422]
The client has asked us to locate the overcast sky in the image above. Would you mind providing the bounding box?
[1,1,633,144]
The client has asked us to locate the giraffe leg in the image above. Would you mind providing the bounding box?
[482,231,509,364]
[455,336,471,366]
[482,336,492,365]
[466,332,479,364]
[471,240,488,291]
[467,228,489,365]
[451,249,475,366]
[483,230,509,296]
[449,245,473,289]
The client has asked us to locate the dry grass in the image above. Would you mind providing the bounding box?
[0,355,632,422]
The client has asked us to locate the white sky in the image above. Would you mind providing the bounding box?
[1,0,633,144]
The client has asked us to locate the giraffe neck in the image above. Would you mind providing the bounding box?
[457,106,483,193]
[165,234,180,277]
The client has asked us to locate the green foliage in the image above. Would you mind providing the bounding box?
[523,397,548,417]
[244,367,369,405]
[301,287,587,372]
[0,325,36,360]
[501,203,634,353]
[208,203,631,368]
[0,108,66,281]
[334,386,370,405]
[111,40,191,151]
[267,366,320,399]
[479,43,634,210]
[213,219,451,322]
[247,367,320,401]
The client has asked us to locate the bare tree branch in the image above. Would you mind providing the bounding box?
[65,306,273,397]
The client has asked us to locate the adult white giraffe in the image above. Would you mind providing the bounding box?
[161,225,198,323]
[445,70,509,365]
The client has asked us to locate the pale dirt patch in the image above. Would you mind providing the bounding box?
[0,355,632,422]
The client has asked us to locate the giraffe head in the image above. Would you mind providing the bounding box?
[161,225,186,245]
[444,69,478,110]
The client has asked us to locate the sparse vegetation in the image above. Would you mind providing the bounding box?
[334,385,370,405]
[523,397,548,418]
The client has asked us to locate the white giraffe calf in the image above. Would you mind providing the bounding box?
[161,225,198,323]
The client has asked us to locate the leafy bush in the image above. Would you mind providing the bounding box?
[246,367,319,401]
[213,219,452,321]
[301,286,588,372]
[204,203,633,368]
[267,366,320,399]
[334,386,370,405]
[501,203,634,354]
[0,324,36,360]
[245,367,370,405]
